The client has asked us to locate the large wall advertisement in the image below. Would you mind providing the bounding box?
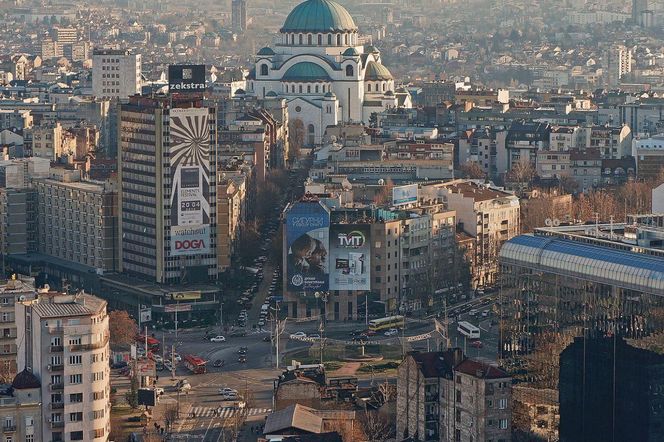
[329,224,371,291]
[169,107,211,256]
[392,184,418,206]
[168,65,206,93]
[285,202,330,292]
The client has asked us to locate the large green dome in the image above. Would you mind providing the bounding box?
[364,60,393,81]
[283,62,330,81]
[281,0,357,33]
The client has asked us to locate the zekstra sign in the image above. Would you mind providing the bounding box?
[168,65,206,93]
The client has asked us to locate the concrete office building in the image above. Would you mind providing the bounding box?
[397,350,512,442]
[633,134,664,180]
[92,49,141,100]
[232,0,247,32]
[118,96,218,284]
[16,290,111,442]
[34,176,118,272]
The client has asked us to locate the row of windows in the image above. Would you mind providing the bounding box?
[283,32,354,46]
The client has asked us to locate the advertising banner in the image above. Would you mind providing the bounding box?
[168,291,202,301]
[169,107,211,256]
[168,65,206,93]
[285,201,330,292]
[329,224,371,291]
[392,184,418,206]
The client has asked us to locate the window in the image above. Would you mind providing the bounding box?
[499,398,507,409]
[368,84,371,92]
[92,371,104,381]
[70,431,83,441]
[26,435,34,442]
[336,34,341,45]
[70,393,83,403]
[307,35,312,45]
[455,390,461,403]
[93,391,105,401]
[93,409,105,419]
[346,65,354,77]
[260,64,268,76]
[69,374,82,384]
[69,355,82,365]
[93,429,104,438]
[318,34,322,45]
[299,34,303,45]
[68,337,81,346]
[455,409,461,422]
[499,419,508,430]
[69,412,83,422]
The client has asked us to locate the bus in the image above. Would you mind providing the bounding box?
[368,315,405,332]
[136,335,160,352]
[184,355,207,374]
[457,321,480,339]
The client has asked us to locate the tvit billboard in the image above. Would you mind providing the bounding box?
[329,224,371,291]
[285,201,330,292]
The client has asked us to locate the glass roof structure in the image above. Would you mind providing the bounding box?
[500,235,664,295]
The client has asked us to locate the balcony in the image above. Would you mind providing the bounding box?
[49,383,64,391]
[50,402,64,410]
[2,425,15,432]
[70,336,109,352]
[48,327,64,335]
[50,421,64,429]
[50,345,63,353]
[48,364,64,372]
[0,335,16,341]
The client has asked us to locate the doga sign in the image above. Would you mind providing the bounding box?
[171,225,210,256]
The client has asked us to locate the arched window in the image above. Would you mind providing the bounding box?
[344,34,348,45]
[307,124,315,145]
[318,34,322,45]
[382,82,386,91]
[299,85,302,93]
[307,85,311,93]
[328,34,332,45]
[368,84,372,92]
[307,34,312,45]
[291,34,295,45]
[315,85,319,93]
[336,34,341,45]
[299,34,303,45]
[292,85,295,93]
[346,65,354,77]
[260,64,268,76]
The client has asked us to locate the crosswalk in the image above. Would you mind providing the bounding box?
[189,406,271,419]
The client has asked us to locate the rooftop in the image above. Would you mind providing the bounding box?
[281,0,357,33]
[30,291,106,318]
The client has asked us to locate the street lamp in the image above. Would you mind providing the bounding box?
[314,291,329,365]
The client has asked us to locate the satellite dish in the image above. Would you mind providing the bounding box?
[563,214,572,222]
[545,218,553,226]
[553,218,560,226]
[531,189,539,198]
[378,179,385,185]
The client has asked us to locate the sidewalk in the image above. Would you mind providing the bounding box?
[334,362,361,376]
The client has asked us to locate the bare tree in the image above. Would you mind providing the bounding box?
[288,118,305,163]
[506,161,537,192]
[359,410,394,442]
[109,310,138,350]
[373,177,394,205]
[458,161,487,179]
[163,404,178,433]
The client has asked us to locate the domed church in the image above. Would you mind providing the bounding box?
[247,0,404,145]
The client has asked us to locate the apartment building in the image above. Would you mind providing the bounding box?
[216,174,247,271]
[397,350,512,442]
[92,49,141,100]
[28,122,63,160]
[16,290,111,442]
[634,134,664,180]
[118,96,218,284]
[426,180,520,287]
[0,373,42,441]
[0,277,36,382]
[34,174,118,272]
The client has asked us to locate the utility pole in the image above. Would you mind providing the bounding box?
[365,292,368,326]
[174,301,179,341]
[170,344,176,380]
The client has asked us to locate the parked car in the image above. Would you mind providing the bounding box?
[218,388,238,396]
[210,336,226,342]
[290,331,307,339]
[470,340,483,349]
[384,328,399,337]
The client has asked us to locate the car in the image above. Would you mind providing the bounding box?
[111,361,128,369]
[210,335,226,342]
[230,330,247,337]
[349,329,363,337]
[238,346,248,354]
[218,388,238,396]
[290,331,307,339]
[151,354,163,363]
[468,310,478,317]
[177,382,191,392]
[263,335,272,342]
[470,340,483,348]
[364,330,377,336]
[258,319,266,327]
[384,328,399,337]
[238,355,247,363]
[221,391,240,400]
[308,334,320,340]
[213,359,224,368]
[167,353,182,362]
[156,362,165,371]
[481,310,489,318]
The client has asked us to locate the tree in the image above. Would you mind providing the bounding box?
[359,410,394,442]
[109,310,138,349]
[125,376,139,409]
[163,404,178,432]
[506,161,536,184]
[236,222,261,267]
[521,191,572,233]
[288,118,305,163]
[458,161,486,179]
[373,177,394,205]
[368,112,378,128]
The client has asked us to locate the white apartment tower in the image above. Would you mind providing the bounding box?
[604,45,632,88]
[92,49,141,99]
[15,290,111,442]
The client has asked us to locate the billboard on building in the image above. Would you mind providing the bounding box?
[392,184,418,206]
[168,291,202,301]
[169,107,211,256]
[285,201,330,292]
[329,224,371,291]
[168,65,206,93]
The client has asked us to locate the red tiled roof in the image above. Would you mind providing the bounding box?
[455,359,509,379]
